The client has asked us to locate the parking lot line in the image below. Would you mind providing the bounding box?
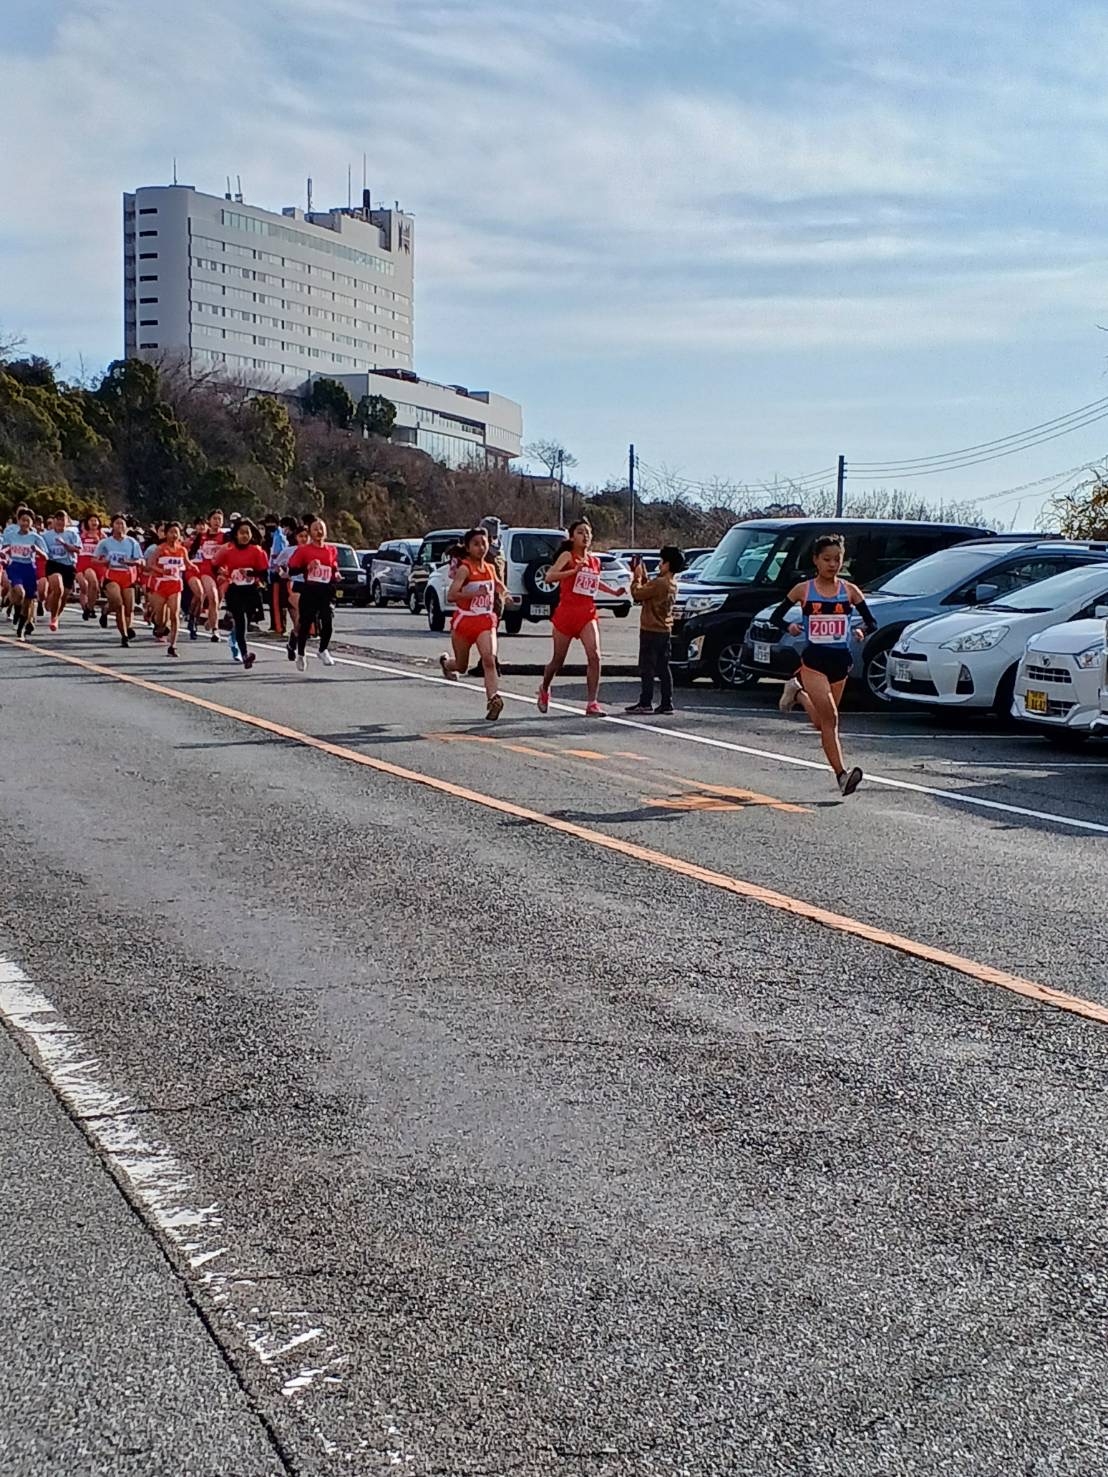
[254,644,1108,838]
[9,637,1108,1027]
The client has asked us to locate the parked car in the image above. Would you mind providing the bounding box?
[673,518,991,688]
[368,538,421,607]
[609,548,661,575]
[406,529,466,614]
[423,527,632,633]
[743,537,1108,701]
[333,543,368,605]
[887,560,1108,715]
[1013,615,1108,743]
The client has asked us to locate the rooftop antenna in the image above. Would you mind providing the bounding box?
[235,173,243,203]
[172,156,178,185]
[362,153,367,189]
[347,163,352,209]
[226,175,232,200]
[307,176,313,214]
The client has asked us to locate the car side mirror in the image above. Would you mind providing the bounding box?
[973,582,999,604]
[1096,604,1108,619]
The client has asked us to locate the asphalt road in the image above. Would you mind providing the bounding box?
[1,616,1107,1477]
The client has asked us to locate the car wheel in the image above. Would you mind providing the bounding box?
[713,642,760,690]
[612,603,631,619]
[993,664,1018,721]
[372,582,388,608]
[523,558,560,606]
[408,587,422,615]
[426,592,446,632]
[863,637,896,704]
[503,610,524,636]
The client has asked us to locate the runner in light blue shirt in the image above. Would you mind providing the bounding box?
[94,515,145,647]
[2,510,49,637]
[42,511,82,631]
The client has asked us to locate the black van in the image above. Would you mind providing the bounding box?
[672,518,991,687]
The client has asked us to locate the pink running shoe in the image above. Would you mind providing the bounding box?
[585,701,605,717]
[49,619,59,633]
[537,687,550,714]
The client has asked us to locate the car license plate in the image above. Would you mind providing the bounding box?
[1025,689,1047,714]
[531,604,550,618]
[754,642,771,665]
[892,659,912,684]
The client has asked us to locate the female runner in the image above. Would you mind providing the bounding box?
[95,514,145,647]
[438,527,515,720]
[537,520,624,716]
[188,509,227,641]
[77,514,106,621]
[42,510,82,632]
[771,533,877,796]
[286,518,338,671]
[212,519,268,670]
[277,525,309,661]
[148,522,195,657]
[1,509,49,638]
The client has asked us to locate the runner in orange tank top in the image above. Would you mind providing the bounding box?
[438,527,516,720]
[537,520,624,716]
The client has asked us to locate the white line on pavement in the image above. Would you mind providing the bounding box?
[258,645,1108,837]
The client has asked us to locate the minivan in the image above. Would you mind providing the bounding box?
[367,538,421,607]
[672,518,991,687]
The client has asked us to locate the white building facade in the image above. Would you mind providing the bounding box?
[123,183,521,468]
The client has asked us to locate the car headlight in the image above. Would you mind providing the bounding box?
[688,636,703,660]
[1075,644,1106,670]
[357,572,367,582]
[941,624,1009,653]
[685,594,726,615]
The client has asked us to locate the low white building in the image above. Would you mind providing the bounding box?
[123,182,522,468]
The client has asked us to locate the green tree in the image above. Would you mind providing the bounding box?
[354,393,396,440]
[303,376,354,429]
[94,359,205,519]
[242,395,295,491]
[1046,472,1108,540]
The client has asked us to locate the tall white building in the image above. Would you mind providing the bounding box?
[122,183,522,467]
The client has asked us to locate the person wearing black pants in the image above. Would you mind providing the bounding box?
[286,518,339,672]
[211,520,269,670]
[625,545,685,716]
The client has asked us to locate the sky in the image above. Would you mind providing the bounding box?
[4,0,1108,523]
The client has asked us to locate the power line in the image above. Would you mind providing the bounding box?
[853,393,1108,473]
[852,402,1108,479]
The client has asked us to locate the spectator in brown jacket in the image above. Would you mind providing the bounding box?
[625,545,686,715]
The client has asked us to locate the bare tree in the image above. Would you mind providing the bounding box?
[524,439,578,479]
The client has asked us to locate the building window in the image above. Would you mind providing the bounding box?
[139,297,158,304]
[138,230,158,237]
[139,274,158,281]
[139,207,158,215]
[140,319,158,326]
[139,252,158,259]
[139,342,158,348]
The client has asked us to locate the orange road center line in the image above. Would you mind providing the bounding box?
[7,636,1108,1028]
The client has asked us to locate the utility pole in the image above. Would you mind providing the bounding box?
[628,442,636,544]
[835,454,846,517]
[557,451,566,527]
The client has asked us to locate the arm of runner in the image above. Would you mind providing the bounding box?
[769,584,805,635]
[848,584,879,638]
[447,564,470,604]
[543,552,577,584]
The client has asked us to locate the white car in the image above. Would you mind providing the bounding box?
[1012,616,1108,743]
[887,561,1108,714]
[423,527,632,634]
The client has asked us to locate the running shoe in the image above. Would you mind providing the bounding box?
[486,693,504,722]
[286,640,296,663]
[126,627,137,642]
[167,645,178,658]
[49,619,59,633]
[243,652,256,670]
[210,632,220,643]
[319,650,335,667]
[654,704,675,715]
[837,767,864,797]
[439,654,458,682]
[99,610,108,629]
[23,620,34,637]
[585,702,605,717]
[231,649,243,664]
[82,607,93,622]
[296,654,307,672]
[120,635,130,649]
[537,686,550,714]
[624,703,653,715]
[779,676,802,713]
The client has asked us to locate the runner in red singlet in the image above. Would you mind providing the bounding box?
[537,520,623,716]
[438,527,515,720]
[189,509,227,641]
[147,522,196,658]
[76,514,106,621]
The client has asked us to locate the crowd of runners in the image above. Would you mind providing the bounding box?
[1,507,875,796]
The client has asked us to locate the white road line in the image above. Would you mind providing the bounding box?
[0,956,406,1462]
[257,645,1108,837]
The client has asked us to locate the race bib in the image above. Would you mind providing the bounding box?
[9,543,37,562]
[109,552,130,567]
[201,540,220,561]
[82,536,100,554]
[231,567,253,585]
[307,559,331,583]
[161,556,185,573]
[465,580,494,615]
[809,614,849,645]
[572,565,599,598]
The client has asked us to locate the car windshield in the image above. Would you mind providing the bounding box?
[335,544,359,569]
[697,526,787,585]
[984,563,1108,613]
[873,546,999,597]
[511,532,562,563]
